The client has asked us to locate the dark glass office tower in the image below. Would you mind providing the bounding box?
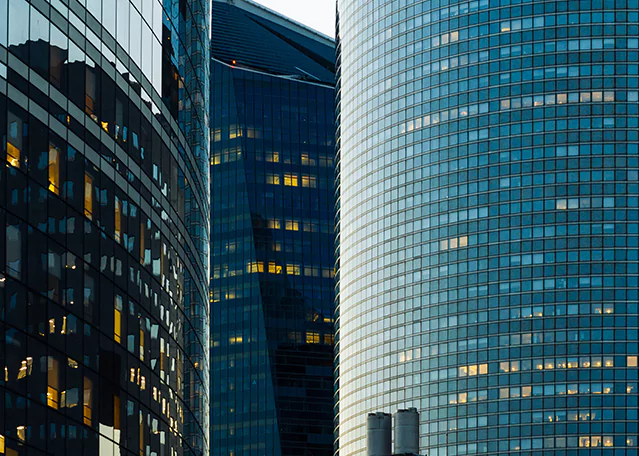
[209,1,336,455]
[336,1,639,455]
[0,0,210,455]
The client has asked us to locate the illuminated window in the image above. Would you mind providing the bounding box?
[48,144,60,194]
[266,174,280,185]
[301,154,315,166]
[247,261,265,273]
[47,357,60,409]
[139,329,145,361]
[267,262,282,274]
[114,395,121,430]
[286,264,301,276]
[267,219,281,229]
[229,336,243,344]
[324,334,334,345]
[84,173,94,219]
[114,197,122,243]
[306,331,320,344]
[629,356,638,367]
[283,173,298,186]
[83,377,92,426]
[301,174,317,188]
[285,220,299,231]
[114,296,122,344]
[265,151,280,162]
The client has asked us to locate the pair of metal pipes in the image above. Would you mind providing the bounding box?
[367,408,420,456]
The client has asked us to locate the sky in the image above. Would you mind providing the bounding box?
[253,0,336,37]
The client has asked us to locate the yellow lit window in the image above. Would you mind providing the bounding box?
[479,363,488,375]
[629,356,638,367]
[139,329,145,361]
[301,154,315,166]
[499,388,510,398]
[114,395,121,430]
[283,173,298,186]
[268,262,282,274]
[301,175,317,188]
[229,336,243,344]
[16,427,26,443]
[247,261,264,273]
[266,152,280,163]
[48,144,60,194]
[0,434,4,453]
[501,22,511,32]
[47,357,60,409]
[267,219,281,229]
[285,220,299,231]
[603,436,613,447]
[324,334,334,345]
[458,392,467,403]
[286,264,301,276]
[83,377,92,426]
[305,331,320,344]
[114,296,122,344]
[266,174,280,185]
[84,173,94,219]
[521,386,532,397]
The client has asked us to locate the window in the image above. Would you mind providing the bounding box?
[266,174,280,185]
[114,197,122,243]
[83,377,92,426]
[285,220,299,231]
[286,264,301,275]
[47,357,60,409]
[284,173,298,186]
[84,173,94,219]
[267,219,281,229]
[6,111,23,167]
[306,331,320,344]
[114,296,122,344]
[301,174,317,188]
[48,143,61,194]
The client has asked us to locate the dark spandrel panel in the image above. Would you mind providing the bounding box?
[211,1,335,85]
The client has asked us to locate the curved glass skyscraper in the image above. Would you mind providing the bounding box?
[0,0,210,454]
[336,1,639,455]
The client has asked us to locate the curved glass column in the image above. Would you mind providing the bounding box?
[336,1,639,455]
[0,0,209,454]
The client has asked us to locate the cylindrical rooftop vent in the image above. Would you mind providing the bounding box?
[367,412,392,456]
[394,408,419,455]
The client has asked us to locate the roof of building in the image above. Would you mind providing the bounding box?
[211,0,336,85]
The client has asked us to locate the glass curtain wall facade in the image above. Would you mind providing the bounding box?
[336,1,639,455]
[0,0,210,455]
[210,1,336,455]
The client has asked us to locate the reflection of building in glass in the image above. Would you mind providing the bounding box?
[209,1,336,454]
[336,1,639,456]
[0,0,210,454]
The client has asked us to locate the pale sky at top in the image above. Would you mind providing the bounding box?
[254,0,336,38]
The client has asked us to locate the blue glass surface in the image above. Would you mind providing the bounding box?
[336,0,639,455]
